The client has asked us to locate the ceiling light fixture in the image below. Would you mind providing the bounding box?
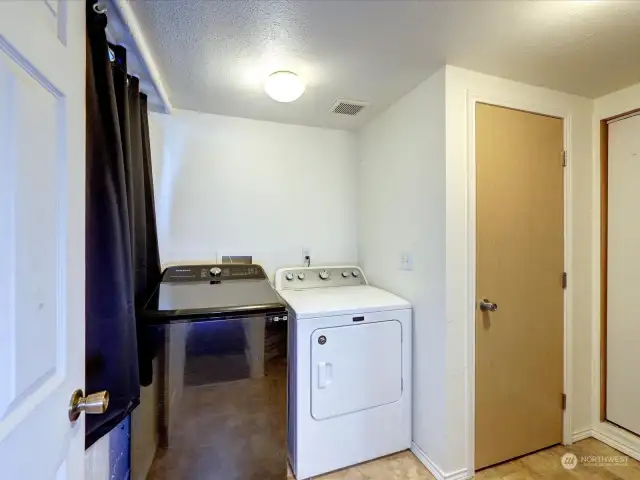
[264,71,305,103]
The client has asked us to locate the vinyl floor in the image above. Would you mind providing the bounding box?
[287,438,640,480]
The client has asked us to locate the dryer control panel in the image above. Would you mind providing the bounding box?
[275,266,367,290]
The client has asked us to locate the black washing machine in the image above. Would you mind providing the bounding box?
[142,264,288,480]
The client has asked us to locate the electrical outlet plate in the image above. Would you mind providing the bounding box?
[220,255,252,264]
[400,252,413,271]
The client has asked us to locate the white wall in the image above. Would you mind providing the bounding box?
[445,66,594,475]
[590,81,640,459]
[357,68,448,470]
[149,110,359,276]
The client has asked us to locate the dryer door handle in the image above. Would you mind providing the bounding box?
[318,362,333,389]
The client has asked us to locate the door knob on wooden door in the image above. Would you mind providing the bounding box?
[68,389,109,421]
[479,299,498,312]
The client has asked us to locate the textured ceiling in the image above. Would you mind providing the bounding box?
[129,0,640,130]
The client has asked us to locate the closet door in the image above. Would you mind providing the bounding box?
[607,113,640,436]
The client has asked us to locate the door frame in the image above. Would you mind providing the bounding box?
[464,91,573,473]
[591,95,640,456]
[598,108,640,423]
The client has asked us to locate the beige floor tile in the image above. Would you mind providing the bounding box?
[355,456,404,480]
[153,424,640,480]
[501,472,537,480]
[315,466,369,480]
[473,468,503,480]
[294,450,434,480]
[493,458,531,477]
[519,448,567,476]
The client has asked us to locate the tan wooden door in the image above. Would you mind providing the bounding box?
[475,103,565,470]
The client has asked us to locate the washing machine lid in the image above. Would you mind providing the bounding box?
[142,264,286,324]
[279,285,410,319]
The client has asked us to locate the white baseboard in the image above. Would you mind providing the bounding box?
[409,426,637,479]
[572,428,593,442]
[411,442,470,480]
[592,422,640,462]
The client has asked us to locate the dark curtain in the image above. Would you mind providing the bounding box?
[85,2,161,448]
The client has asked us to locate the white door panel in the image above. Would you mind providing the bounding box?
[311,321,402,420]
[0,0,86,478]
[607,113,640,436]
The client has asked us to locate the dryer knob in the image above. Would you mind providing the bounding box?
[210,267,222,277]
[297,272,305,280]
[342,271,349,278]
[319,270,330,280]
[285,273,294,281]
[352,270,361,278]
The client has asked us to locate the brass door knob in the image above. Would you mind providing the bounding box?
[479,299,498,312]
[68,389,109,422]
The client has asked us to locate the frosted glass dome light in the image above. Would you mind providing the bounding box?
[264,71,305,103]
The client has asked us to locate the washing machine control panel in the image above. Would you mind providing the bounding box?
[162,264,267,282]
[275,266,367,290]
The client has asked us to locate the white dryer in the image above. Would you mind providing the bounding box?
[275,266,412,480]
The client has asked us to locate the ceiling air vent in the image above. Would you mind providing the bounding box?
[331,100,368,116]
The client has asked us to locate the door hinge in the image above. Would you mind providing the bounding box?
[562,393,567,410]
[562,151,567,167]
[562,272,567,290]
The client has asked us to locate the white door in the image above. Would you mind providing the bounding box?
[311,320,402,420]
[606,113,640,436]
[0,1,86,479]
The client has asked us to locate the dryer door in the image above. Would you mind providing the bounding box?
[311,320,402,420]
